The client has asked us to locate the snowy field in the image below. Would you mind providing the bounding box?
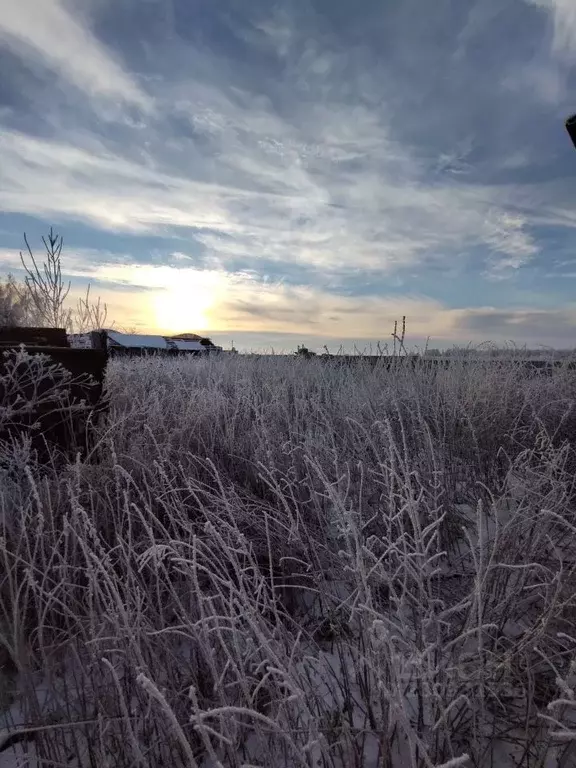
[1,353,576,767]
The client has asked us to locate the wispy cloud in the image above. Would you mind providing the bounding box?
[482,211,538,278]
[1,0,576,348]
[0,113,545,277]
[526,0,576,58]
[0,0,151,110]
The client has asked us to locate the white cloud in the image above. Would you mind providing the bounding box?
[482,211,538,278]
[525,0,576,57]
[0,0,151,110]
[253,15,293,58]
[39,255,455,339]
[0,114,542,277]
[0,2,561,283]
[4,244,575,348]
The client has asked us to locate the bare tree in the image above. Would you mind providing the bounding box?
[12,228,110,333]
[19,228,73,329]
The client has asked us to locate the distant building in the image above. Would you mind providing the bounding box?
[68,329,223,355]
[167,333,223,352]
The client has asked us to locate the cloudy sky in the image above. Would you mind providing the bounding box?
[1,0,576,352]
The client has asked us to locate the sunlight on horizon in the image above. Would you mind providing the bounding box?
[150,269,230,333]
[152,283,213,333]
[89,263,228,334]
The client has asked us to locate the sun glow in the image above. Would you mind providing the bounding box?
[153,286,209,332]
[88,262,233,334]
[152,271,223,333]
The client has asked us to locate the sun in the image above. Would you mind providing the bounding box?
[152,276,217,333]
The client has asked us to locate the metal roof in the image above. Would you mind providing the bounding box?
[106,330,168,349]
[170,339,205,351]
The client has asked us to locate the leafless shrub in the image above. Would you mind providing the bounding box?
[0,347,105,469]
[0,273,43,327]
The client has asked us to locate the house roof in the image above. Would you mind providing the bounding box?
[170,339,205,351]
[107,330,168,349]
[69,330,216,352]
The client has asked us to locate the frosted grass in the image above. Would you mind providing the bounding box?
[0,353,575,767]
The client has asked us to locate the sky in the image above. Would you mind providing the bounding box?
[1,0,576,352]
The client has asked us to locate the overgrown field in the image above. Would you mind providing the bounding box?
[1,354,576,767]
